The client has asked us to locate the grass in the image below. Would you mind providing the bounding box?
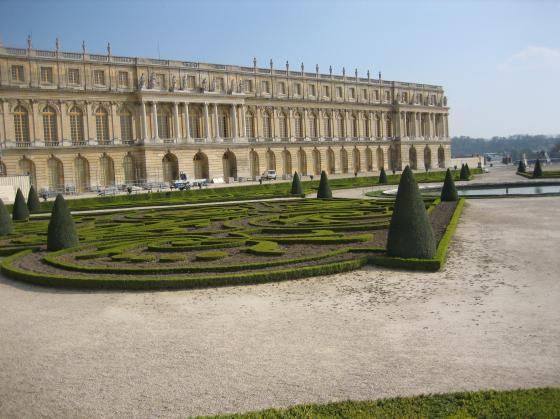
[17,169,480,214]
[517,170,560,179]
[199,388,560,419]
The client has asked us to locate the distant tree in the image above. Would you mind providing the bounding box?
[386,166,436,259]
[0,199,13,235]
[378,167,388,184]
[440,168,459,202]
[533,159,543,178]
[47,194,79,251]
[290,171,303,195]
[27,185,41,212]
[12,188,30,221]
[316,171,332,198]
[517,160,526,173]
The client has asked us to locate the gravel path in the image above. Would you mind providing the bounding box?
[1,196,559,418]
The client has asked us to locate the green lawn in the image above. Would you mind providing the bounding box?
[517,170,560,179]
[21,169,479,213]
[199,388,560,419]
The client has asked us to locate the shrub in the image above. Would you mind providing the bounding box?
[47,194,79,251]
[465,163,471,177]
[246,240,284,256]
[517,160,526,173]
[195,250,228,261]
[378,167,388,184]
[459,164,469,180]
[27,185,41,212]
[440,168,459,202]
[316,171,333,198]
[291,171,303,195]
[533,159,543,178]
[0,199,13,235]
[386,166,436,259]
[12,188,30,221]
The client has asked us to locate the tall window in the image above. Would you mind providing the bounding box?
[364,116,370,137]
[349,88,355,99]
[11,65,25,82]
[385,91,390,102]
[245,111,255,138]
[294,83,301,96]
[263,111,272,139]
[278,112,287,139]
[157,109,171,138]
[68,68,80,84]
[215,77,224,92]
[13,105,30,144]
[294,112,303,138]
[323,85,329,97]
[189,110,202,138]
[40,67,53,84]
[42,106,58,144]
[187,75,196,89]
[336,113,344,137]
[309,84,316,96]
[95,107,109,142]
[93,70,105,86]
[386,116,393,137]
[324,114,332,137]
[351,116,358,138]
[218,111,229,137]
[261,80,270,94]
[120,109,133,143]
[69,106,84,144]
[243,79,252,92]
[308,113,317,138]
[118,71,129,87]
[336,87,343,98]
[278,82,286,94]
[362,89,368,100]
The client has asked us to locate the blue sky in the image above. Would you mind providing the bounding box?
[1,0,559,138]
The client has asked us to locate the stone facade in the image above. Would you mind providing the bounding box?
[0,38,451,192]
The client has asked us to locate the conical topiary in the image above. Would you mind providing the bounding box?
[517,160,526,173]
[47,194,79,251]
[291,171,303,195]
[465,163,471,177]
[379,167,388,184]
[316,171,332,199]
[459,164,469,180]
[0,198,14,235]
[12,188,30,221]
[533,159,543,178]
[440,168,459,202]
[27,185,41,212]
[387,166,436,259]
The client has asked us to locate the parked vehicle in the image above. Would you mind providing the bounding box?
[262,169,277,180]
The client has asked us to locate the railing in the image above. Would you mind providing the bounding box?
[44,141,60,147]
[193,138,206,143]
[122,139,135,145]
[15,141,31,148]
[97,140,114,145]
[72,140,89,146]
[162,138,176,144]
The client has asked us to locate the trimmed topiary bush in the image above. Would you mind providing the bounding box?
[378,167,388,184]
[465,163,471,177]
[0,198,14,235]
[195,250,227,261]
[47,194,79,251]
[440,168,459,202]
[27,185,41,212]
[517,160,526,173]
[291,171,303,195]
[459,164,469,180]
[317,171,332,199]
[533,159,543,178]
[12,188,30,221]
[386,166,436,259]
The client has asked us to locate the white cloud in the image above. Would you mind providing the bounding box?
[499,46,560,71]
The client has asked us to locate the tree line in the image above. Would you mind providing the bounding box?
[451,134,560,160]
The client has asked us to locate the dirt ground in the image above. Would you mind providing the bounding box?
[1,195,559,418]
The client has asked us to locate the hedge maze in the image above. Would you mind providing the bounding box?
[0,197,463,290]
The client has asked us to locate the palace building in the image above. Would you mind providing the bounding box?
[0,37,451,192]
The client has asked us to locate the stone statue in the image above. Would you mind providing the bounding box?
[201,78,207,91]
[211,79,216,91]
[238,80,243,93]
[171,75,177,91]
[443,96,448,106]
[138,73,145,90]
[148,73,156,89]
[181,75,186,90]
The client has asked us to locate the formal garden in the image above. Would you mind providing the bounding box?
[0,167,466,290]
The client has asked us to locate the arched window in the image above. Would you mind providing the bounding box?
[123,153,136,183]
[364,115,370,138]
[157,108,171,139]
[308,113,317,138]
[278,111,288,139]
[47,156,64,191]
[74,155,90,192]
[386,116,393,138]
[13,105,30,144]
[263,111,272,139]
[189,109,202,138]
[95,107,110,143]
[245,111,255,138]
[294,112,303,139]
[351,115,358,138]
[69,106,84,145]
[99,153,115,187]
[218,110,229,138]
[324,114,332,138]
[375,115,382,138]
[336,112,344,138]
[120,108,133,143]
[42,106,58,144]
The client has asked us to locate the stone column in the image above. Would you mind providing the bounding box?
[204,102,210,142]
[303,109,308,139]
[173,102,180,141]
[184,102,191,141]
[379,111,385,138]
[231,104,238,141]
[59,102,65,145]
[240,105,246,139]
[152,101,159,141]
[141,101,147,143]
[428,113,434,138]
[444,113,449,138]
[214,104,221,142]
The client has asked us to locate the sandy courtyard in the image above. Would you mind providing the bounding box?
[0,197,559,418]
